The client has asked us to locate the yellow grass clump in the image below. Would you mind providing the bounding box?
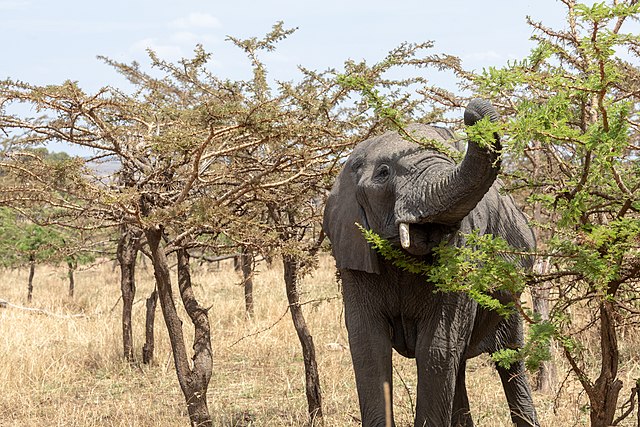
[0,254,638,426]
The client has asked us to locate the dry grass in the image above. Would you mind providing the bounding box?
[0,254,638,426]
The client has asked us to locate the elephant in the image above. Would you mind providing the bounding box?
[322,99,539,427]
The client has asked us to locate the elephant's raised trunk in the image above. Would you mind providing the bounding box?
[399,100,501,249]
[437,99,501,223]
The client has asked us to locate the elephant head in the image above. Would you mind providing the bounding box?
[323,99,501,273]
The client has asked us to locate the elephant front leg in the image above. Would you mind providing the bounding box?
[345,313,395,427]
[414,299,473,427]
[493,313,539,426]
[414,346,462,427]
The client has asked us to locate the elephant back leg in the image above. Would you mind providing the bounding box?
[496,360,539,427]
[492,312,539,426]
[451,361,474,427]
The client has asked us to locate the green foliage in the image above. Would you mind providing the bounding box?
[428,231,526,317]
[338,73,464,160]
[337,74,406,128]
[461,0,640,418]
[488,316,567,372]
[0,207,64,267]
[522,320,555,371]
[463,115,503,151]
[357,224,432,275]
[491,348,521,370]
[360,225,563,372]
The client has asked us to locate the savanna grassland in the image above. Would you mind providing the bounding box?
[0,254,638,427]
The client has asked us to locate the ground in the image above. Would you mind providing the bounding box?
[0,254,635,426]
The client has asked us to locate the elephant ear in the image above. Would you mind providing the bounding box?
[323,167,380,274]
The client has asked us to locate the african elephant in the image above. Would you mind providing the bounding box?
[323,99,539,427]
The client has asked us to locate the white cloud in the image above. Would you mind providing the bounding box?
[170,12,221,30]
[127,13,223,63]
[129,30,221,63]
[130,38,183,60]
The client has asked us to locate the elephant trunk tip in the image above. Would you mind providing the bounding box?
[464,99,499,126]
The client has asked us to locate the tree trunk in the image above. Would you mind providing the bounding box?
[530,141,557,394]
[588,300,623,427]
[67,258,77,298]
[145,227,213,427]
[282,254,323,422]
[142,289,158,364]
[636,385,640,427]
[240,246,254,318]
[117,226,140,362]
[27,255,35,303]
[532,258,556,393]
[532,291,556,393]
[177,248,213,426]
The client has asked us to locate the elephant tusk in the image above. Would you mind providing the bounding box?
[399,223,411,249]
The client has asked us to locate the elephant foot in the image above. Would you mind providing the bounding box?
[452,408,474,427]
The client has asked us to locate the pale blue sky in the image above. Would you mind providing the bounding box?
[1,0,569,92]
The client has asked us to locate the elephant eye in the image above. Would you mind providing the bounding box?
[351,158,364,172]
[374,164,391,183]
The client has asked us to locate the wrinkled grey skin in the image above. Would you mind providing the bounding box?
[323,100,539,427]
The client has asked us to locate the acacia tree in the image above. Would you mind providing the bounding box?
[0,23,371,424]
[478,3,640,425]
[0,148,101,302]
[0,207,62,302]
[408,1,640,425]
